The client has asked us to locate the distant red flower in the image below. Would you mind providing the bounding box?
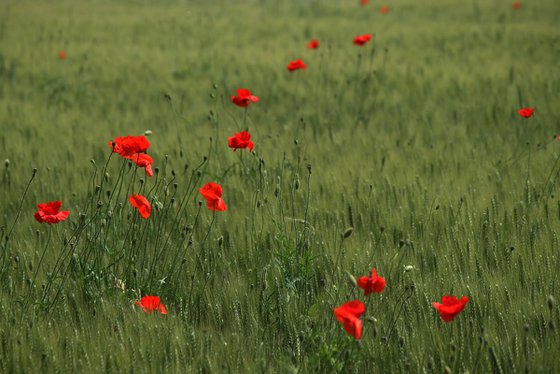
[135,296,167,314]
[380,5,390,14]
[58,51,66,60]
[512,1,521,10]
[360,0,369,5]
[353,34,372,46]
[357,268,386,296]
[432,296,469,322]
[334,300,365,339]
[34,201,70,224]
[228,131,254,152]
[127,153,153,177]
[287,59,307,71]
[231,89,259,108]
[556,134,560,142]
[109,135,150,158]
[129,194,151,219]
[307,39,320,49]
[199,182,227,212]
[517,107,535,118]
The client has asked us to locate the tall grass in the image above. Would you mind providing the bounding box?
[1,0,559,372]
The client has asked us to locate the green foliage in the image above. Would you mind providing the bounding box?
[0,0,559,372]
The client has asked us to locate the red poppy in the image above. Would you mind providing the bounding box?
[380,5,390,14]
[34,201,70,224]
[334,300,365,339]
[129,194,151,219]
[517,107,535,118]
[432,295,469,322]
[58,51,66,60]
[307,39,319,49]
[556,135,560,142]
[360,0,369,5]
[199,182,227,212]
[127,153,153,177]
[353,34,372,46]
[231,89,259,108]
[228,131,254,152]
[135,296,167,314]
[108,135,150,158]
[512,1,521,10]
[357,268,386,296]
[287,59,307,71]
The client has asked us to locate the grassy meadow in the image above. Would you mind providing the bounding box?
[1,0,559,372]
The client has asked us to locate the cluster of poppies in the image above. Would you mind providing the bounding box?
[288,31,373,72]
[334,268,469,339]
[33,88,261,310]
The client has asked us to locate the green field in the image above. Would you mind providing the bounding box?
[1,0,559,372]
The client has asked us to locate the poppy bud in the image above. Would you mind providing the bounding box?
[164,93,171,101]
[217,236,223,247]
[14,255,19,263]
[547,296,555,311]
[274,185,280,197]
[170,198,175,205]
[213,83,218,89]
[144,130,152,136]
[105,172,110,181]
[97,201,103,208]
[307,163,312,174]
[295,178,300,190]
[106,190,111,198]
[171,170,176,177]
[4,159,9,168]
[444,366,452,374]
[174,182,178,190]
[139,178,144,185]
[154,167,160,175]
[32,168,37,176]
[342,227,353,239]
[257,200,261,208]
[404,265,414,272]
